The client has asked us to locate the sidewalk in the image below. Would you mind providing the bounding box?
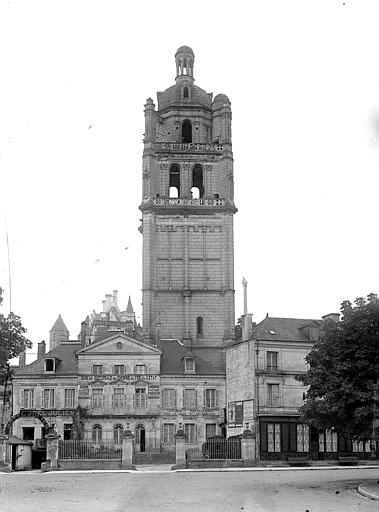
[357,480,379,501]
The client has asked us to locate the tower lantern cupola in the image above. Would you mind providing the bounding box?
[175,46,194,83]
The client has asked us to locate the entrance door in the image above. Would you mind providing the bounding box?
[135,424,146,452]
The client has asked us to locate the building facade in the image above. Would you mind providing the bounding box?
[9,48,232,456]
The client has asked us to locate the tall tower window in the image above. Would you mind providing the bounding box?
[196,316,204,337]
[182,120,192,143]
[183,86,189,98]
[169,164,180,198]
[191,165,204,199]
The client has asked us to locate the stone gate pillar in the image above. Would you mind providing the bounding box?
[121,427,136,470]
[0,431,11,472]
[172,424,187,470]
[241,424,257,467]
[44,429,60,471]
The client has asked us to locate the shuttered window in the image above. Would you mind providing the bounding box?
[184,423,197,442]
[183,389,196,409]
[204,389,218,408]
[162,389,176,408]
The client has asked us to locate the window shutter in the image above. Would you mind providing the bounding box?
[290,423,297,452]
[20,390,24,408]
[195,424,198,442]
[260,422,268,452]
[133,394,136,407]
[215,389,219,407]
[203,390,206,407]
[174,389,177,408]
[195,389,198,409]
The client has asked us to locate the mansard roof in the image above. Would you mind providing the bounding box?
[14,341,81,376]
[251,316,323,343]
[160,339,225,375]
[50,314,69,333]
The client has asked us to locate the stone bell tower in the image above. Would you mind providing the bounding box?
[140,46,237,352]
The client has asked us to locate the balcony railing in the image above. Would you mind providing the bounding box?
[153,197,225,207]
[154,142,223,152]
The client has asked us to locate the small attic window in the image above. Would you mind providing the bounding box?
[269,330,276,335]
[45,359,55,372]
[185,357,195,373]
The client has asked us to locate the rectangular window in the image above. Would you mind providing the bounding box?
[135,365,146,374]
[267,423,281,452]
[162,389,176,408]
[184,423,197,443]
[114,365,125,375]
[92,389,103,407]
[296,424,309,452]
[183,389,196,409]
[92,365,103,375]
[42,389,55,408]
[112,388,125,408]
[22,427,35,441]
[206,424,216,439]
[267,351,278,371]
[204,389,218,408]
[135,388,147,408]
[21,389,34,409]
[162,423,175,444]
[325,430,338,452]
[267,384,280,406]
[63,424,72,440]
[64,389,76,408]
[319,432,325,452]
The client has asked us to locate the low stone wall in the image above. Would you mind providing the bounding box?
[58,459,122,470]
[186,459,244,469]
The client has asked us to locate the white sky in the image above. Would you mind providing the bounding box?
[1,0,378,360]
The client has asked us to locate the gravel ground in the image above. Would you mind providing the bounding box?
[0,467,379,512]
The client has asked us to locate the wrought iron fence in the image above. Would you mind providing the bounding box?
[59,440,122,460]
[186,436,241,460]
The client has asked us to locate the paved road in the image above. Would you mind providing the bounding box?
[0,467,378,512]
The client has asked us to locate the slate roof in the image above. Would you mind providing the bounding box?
[251,316,323,343]
[14,342,81,376]
[50,314,69,333]
[160,340,225,375]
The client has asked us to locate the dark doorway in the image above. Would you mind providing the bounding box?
[136,424,146,453]
[11,445,17,470]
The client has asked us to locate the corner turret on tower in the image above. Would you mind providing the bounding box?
[49,314,69,350]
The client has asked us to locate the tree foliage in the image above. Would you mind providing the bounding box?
[234,316,243,341]
[71,406,88,440]
[298,293,379,439]
[0,309,32,381]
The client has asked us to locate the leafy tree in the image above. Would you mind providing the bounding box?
[0,312,32,378]
[0,294,32,428]
[71,406,88,440]
[234,316,243,341]
[298,293,379,440]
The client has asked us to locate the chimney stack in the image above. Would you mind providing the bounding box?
[322,313,340,324]
[37,340,46,359]
[19,351,26,368]
[113,290,118,305]
[102,300,106,312]
[242,313,253,341]
[105,294,112,310]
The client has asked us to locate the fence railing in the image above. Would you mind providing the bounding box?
[186,437,241,460]
[59,440,122,460]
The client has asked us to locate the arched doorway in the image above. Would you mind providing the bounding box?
[135,423,146,453]
[5,411,51,469]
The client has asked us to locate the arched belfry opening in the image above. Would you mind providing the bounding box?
[169,164,180,198]
[182,120,192,143]
[191,165,204,199]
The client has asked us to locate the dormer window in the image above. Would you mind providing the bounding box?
[185,357,195,373]
[45,359,55,373]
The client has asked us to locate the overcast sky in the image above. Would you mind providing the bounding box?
[1,0,378,360]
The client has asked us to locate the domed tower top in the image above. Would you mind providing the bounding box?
[175,45,195,83]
